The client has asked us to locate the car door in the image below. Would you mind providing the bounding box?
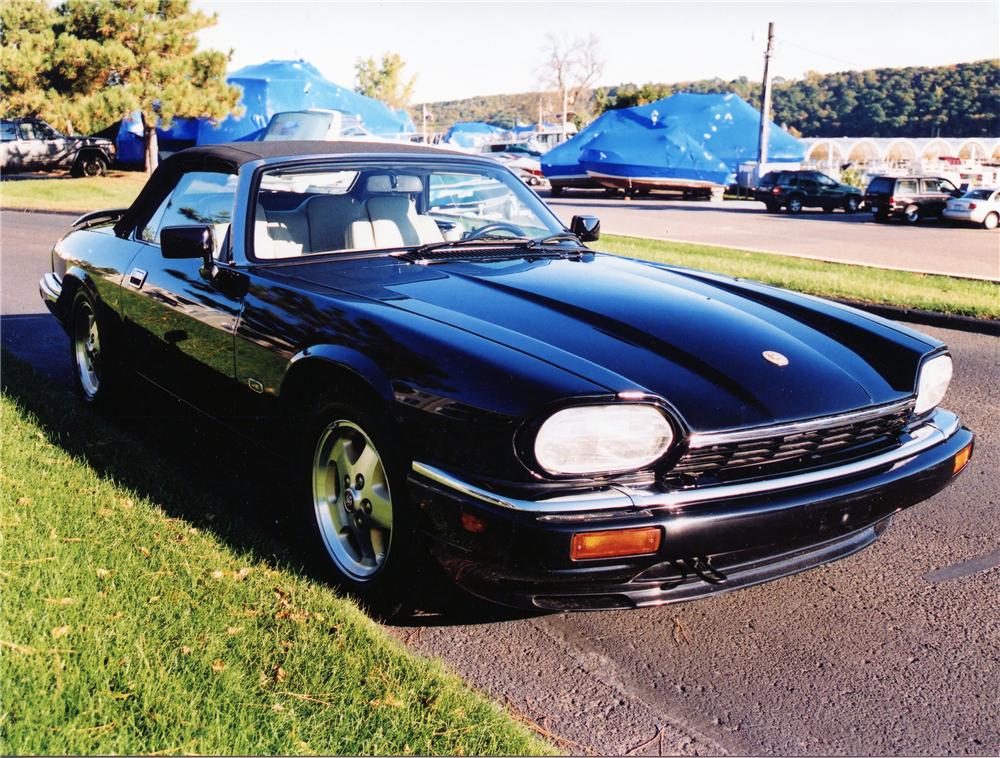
[921,178,956,217]
[14,122,48,170]
[814,172,842,206]
[797,175,820,206]
[119,169,246,413]
[0,120,20,170]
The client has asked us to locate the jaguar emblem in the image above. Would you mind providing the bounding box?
[762,350,789,367]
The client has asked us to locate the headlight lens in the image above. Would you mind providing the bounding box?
[534,404,674,475]
[914,354,953,415]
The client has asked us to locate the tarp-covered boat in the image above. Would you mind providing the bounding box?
[543,93,804,194]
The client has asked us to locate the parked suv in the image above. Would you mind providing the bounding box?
[0,118,115,176]
[755,170,863,214]
[864,175,962,224]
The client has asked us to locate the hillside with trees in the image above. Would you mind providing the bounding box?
[419,60,999,138]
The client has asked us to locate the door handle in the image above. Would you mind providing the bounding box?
[128,268,147,288]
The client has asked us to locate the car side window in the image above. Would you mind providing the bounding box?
[897,179,918,194]
[921,179,942,193]
[17,122,40,140]
[817,174,838,187]
[0,121,17,141]
[140,170,238,259]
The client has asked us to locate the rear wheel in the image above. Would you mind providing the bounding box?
[786,195,804,213]
[70,290,122,407]
[548,185,563,197]
[298,392,432,619]
[764,201,780,213]
[983,212,999,230]
[903,205,921,225]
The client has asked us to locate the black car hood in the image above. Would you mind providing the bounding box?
[273,253,934,432]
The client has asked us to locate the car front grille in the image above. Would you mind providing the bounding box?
[666,399,915,485]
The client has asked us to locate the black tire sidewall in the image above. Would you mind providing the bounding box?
[295,392,424,618]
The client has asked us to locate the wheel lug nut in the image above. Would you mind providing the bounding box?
[354,515,364,528]
[355,473,365,489]
[343,491,355,512]
[343,474,351,489]
[362,499,372,514]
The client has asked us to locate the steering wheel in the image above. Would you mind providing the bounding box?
[463,222,527,240]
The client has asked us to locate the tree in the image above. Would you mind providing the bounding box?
[0,0,59,120]
[21,0,242,172]
[354,52,415,109]
[538,33,603,134]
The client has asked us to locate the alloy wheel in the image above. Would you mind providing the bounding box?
[73,300,101,399]
[311,420,393,582]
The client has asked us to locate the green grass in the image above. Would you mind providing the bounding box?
[0,354,554,756]
[598,234,1000,319]
[0,172,146,213]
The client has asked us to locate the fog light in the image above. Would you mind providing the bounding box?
[570,527,661,560]
[953,443,973,475]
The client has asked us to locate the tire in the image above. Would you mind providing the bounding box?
[874,211,890,223]
[72,153,108,178]
[786,195,804,213]
[764,201,780,213]
[903,205,921,225]
[69,289,121,408]
[983,212,999,230]
[843,196,860,213]
[822,205,835,214]
[549,185,563,197]
[297,391,432,619]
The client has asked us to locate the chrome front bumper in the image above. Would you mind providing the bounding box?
[412,408,962,515]
[39,272,62,306]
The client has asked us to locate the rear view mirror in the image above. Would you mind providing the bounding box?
[161,225,213,263]
[570,215,601,242]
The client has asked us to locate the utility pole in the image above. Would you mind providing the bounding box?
[757,21,775,170]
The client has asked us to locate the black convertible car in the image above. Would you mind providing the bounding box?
[40,141,973,615]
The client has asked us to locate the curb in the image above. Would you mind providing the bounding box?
[835,299,999,337]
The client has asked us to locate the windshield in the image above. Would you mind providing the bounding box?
[253,160,564,260]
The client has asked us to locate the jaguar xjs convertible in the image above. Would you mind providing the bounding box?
[40,141,974,615]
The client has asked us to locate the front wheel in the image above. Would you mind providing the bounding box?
[982,212,999,230]
[72,154,107,178]
[843,196,860,213]
[299,393,430,618]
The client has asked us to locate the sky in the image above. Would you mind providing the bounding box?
[195,1,1000,103]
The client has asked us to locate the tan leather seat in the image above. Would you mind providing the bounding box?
[305,194,365,252]
[350,195,444,249]
[253,200,310,259]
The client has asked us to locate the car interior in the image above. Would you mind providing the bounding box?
[254,171,462,259]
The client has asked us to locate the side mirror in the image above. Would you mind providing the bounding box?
[570,214,600,242]
[161,225,213,264]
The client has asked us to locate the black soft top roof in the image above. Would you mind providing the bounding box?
[116,140,470,235]
[165,139,467,170]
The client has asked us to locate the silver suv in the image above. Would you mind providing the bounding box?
[1,118,115,176]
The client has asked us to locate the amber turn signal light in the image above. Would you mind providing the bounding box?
[953,443,973,475]
[570,527,662,561]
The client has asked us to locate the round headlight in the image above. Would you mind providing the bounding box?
[914,353,953,415]
[534,404,674,475]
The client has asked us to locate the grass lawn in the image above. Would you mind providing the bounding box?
[0,354,553,756]
[2,173,995,318]
[0,171,147,213]
[598,235,1000,320]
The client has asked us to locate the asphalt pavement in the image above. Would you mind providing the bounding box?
[546,193,1000,281]
[2,210,998,756]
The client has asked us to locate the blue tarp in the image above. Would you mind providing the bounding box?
[116,59,415,163]
[543,94,804,187]
[444,122,510,148]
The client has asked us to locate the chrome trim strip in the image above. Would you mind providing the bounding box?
[411,409,957,515]
[687,398,915,448]
[39,273,62,304]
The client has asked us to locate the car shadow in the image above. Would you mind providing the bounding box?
[0,316,545,626]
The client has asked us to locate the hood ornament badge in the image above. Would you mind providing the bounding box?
[762,350,789,367]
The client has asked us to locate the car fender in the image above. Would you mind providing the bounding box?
[281,344,395,406]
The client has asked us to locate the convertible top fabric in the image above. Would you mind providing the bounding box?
[113,140,470,236]
[542,94,804,187]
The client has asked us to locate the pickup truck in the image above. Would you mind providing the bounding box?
[1,117,115,176]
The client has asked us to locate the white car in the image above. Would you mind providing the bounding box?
[943,188,1000,229]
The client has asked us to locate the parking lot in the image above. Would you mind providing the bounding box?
[546,193,1000,281]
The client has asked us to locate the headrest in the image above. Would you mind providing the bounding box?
[365,174,423,193]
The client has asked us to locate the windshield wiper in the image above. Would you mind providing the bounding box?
[527,232,586,249]
[407,234,532,258]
